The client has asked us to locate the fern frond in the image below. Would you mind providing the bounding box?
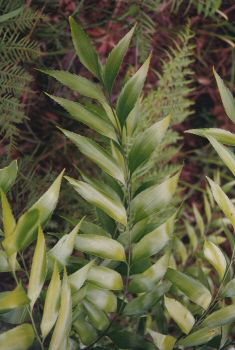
[171,0,222,17]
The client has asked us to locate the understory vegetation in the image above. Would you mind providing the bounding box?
[1,1,235,349]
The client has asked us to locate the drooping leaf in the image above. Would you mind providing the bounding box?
[0,160,18,193]
[178,327,220,347]
[175,238,188,266]
[1,189,16,237]
[86,284,117,312]
[147,329,176,350]
[49,269,72,350]
[47,95,117,140]
[165,268,212,310]
[69,17,101,78]
[75,234,126,261]
[213,68,235,124]
[207,136,235,176]
[193,203,205,236]
[116,55,151,127]
[131,171,180,222]
[207,176,235,231]
[0,284,29,312]
[204,194,212,223]
[30,170,64,225]
[60,129,125,183]
[41,262,61,340]
[132,212,176,261]
[28,226,47,309]
[66,176,127,225]
[186,128,235,146]
[103,25,136,93]
[203,304,235,328]
[164,296,195,334]
[0,324,34,350]
[204,240,226,280]
[83,299,109,331]
[69,260,95,290]
[88,265,123,290]
[128,116,170,173]
[3,209,39,255]
[0,250,20,272]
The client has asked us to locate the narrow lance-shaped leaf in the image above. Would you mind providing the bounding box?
[207,135,235,176]
[147,329,176,350]
[131,171,180,222]
[132,212,176,261]
[60,129,125,184]
[86,284,117,312]
[28,226,47,309]
[165,268,212,310]
[207,176,235,231]
[128,115,170,173]
[30,170,64,225]
[185,221,198,251]
[49,269,72,350]
[204,193,212,223]
[47,95,116,141]
[186,128,235,146]
[69,17,101,78]
[164,296,195,334]
[3,209,39,256]
[204,240,226,280]
[103,25,136,93]
[66,176,127,225]
[41,70,105,101]
[0,160,18,193]
[193,203,204,236]
[88,265,123,290]
[75,233,126,261]
[69,260,95,291]
[41,262,61,340]
[203,304,235,328]
[178,327,220,347]
[116,54,151,127]
[213,68,235,124]
[222,278,235,297]
[73,318,98,346]
[83,299,109,331]
[0,324,35,350]
[0,284,30,312]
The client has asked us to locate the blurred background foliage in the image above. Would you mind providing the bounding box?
[1,0,235,230]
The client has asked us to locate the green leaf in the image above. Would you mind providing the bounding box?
[47,95,116,140]
[48,221,81,267]
[203,304,235,327]
[1,189,16,237]
[193,203,205,236]
[0,284,29,312]
[116,55,151,127]
[0,324,34,350]
[131,171,180,222]
[73,318,97,346]
[123,281,171,316]
[3,209,39,255]
[178,327,220,347]
[0,250,21,272]
[0,160,18,193]
[49,269,72,350]
[164,296,195,334]
[129,253,170,293]
[204,240,226,280]
[213,68,235,123]
[186,128,235,146]
[165,268,212,310]
[86,284,117,312]
[41,262,61,340]
[30,170,64,225]
[60,129,125,184]
[222,278,235,297]
[83,299,109,331]
[207,176,235,231]
[41,70,105,101]
[204,194,212,223]
[88,265,123,290]
[69,260,94,290]
[28,226,47,309]
[69,17,101,78]
[207,136,235,176]
[66,177,127,225]
[147,329,176,350]
[132,212,176,261]
[103,25,135,93]
[75,234,126,261]
[109,330,155,350]
[128,116,170,173]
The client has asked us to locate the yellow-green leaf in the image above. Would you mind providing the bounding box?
[186,128,235,146]
[203,304,235,328]
[86,284,117,312]
[28,226,47,309]
[208,135,235,176]
[0,160,18,193]
[178,327,220,347]
[73,319,97,346]
[1,189,16,237]
[193,203,204,236]
[204,239,226,280]
[223,278,235,297]
[83,299,109,331]
[147,329,176,350]
[0,284,29,312]
[185,221,198,251]
[164,296,195,334]
[88,265,123,290]
[0,324,34,350]
[69,260,94,291]
[41,262,61,340]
